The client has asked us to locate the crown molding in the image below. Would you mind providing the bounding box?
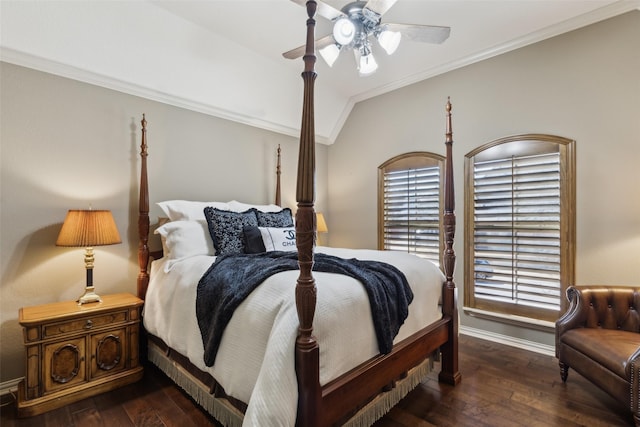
[0,47,332,146]
[3,0,636,147]
[352,0,640,105]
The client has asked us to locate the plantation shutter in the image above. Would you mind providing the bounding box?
[383,165,441,264]
[472,152,561,312]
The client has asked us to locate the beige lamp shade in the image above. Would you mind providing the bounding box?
[56,209,121,305]
[56,210,121,247]
[316,213,328,234]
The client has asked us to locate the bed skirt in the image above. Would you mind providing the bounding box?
[148,339,244,427]
[147,337,437,426]
[342,354,437,427]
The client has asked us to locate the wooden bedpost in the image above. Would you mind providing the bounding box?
[138,114,150,299]
[275,144,282,206]
[438,98,461,385]
[295,1,320,425]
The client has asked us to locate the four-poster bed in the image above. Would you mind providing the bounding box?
[136,1,460,425]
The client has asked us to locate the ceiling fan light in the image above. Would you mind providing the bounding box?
[333,17,355,46]
[358,52,378,76]
[319,44,340,67]
[378,30,401,55]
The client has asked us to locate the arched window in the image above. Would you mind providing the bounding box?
[378,152,444,265]
[464,134,576,322]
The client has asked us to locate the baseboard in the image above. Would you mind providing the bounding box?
[460,325,555,357]
[1,377,22,398]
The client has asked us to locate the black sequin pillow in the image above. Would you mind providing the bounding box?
[204,207,258,255]
[254,208,294,228]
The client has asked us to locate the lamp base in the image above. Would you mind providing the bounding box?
[77,286,102,305]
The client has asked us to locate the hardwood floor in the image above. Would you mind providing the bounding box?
[1,335,632,426]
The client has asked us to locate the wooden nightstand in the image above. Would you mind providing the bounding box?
[16,293,144,417]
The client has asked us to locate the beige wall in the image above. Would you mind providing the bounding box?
[0,63,328,382]
[328,12,640,345]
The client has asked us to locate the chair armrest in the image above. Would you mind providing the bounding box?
[631,348,640,414]
[556,286,640,356]
[556,286,588,354]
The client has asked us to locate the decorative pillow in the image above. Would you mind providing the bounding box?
[204,208,258,255]
[228,200,282,213]
[259,226,297,252]
[243,226,266,254]
[158,200,230,221]
[154,220,214,271]
[254,208,294,228]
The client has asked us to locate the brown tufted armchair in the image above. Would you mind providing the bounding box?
[556,286,640,426]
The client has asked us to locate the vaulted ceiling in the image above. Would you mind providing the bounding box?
[2,0,636,143]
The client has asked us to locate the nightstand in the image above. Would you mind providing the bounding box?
[16,293,144,417]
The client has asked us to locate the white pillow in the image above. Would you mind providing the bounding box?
[228,200,282,213]
[259,227,297,252]
[154,220,214,271]
[157,200,230,221]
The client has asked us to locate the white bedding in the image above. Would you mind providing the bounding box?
[143,246,445,426]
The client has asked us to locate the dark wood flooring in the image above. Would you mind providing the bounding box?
[1,335,632,426]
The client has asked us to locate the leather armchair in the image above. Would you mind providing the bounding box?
[556,286,640,426]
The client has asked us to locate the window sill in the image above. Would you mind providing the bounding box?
[463,307,555,332]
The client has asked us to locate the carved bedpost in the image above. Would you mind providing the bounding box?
[138,114,150,299]
[438,98,461,385]
[275,144,282,206]
[295,1,321,425]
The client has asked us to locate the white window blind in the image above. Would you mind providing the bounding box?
[383,166,441,264]
[473,152,561,312]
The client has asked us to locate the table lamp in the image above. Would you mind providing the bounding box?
[316,213,328,245]
[316,213,328,234]
[56,209,121,305]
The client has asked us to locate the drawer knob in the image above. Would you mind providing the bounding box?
[84,319,93,329]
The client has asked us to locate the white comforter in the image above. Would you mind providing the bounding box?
[143,246,444,426]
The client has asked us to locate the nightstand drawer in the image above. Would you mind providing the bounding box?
[42,310,128,339]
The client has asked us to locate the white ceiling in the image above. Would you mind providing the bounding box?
[1,0,637,143]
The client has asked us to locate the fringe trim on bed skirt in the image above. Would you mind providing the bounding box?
[342,354,438,427]
[148,342,243,427]
[150,340,438,427]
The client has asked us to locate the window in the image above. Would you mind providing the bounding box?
[464,135,575,322]
[378,152,444,265]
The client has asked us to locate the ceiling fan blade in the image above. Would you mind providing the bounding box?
[290,0,344,21]
[382,23,451,44]
[282,45,306,60]
[364,0,398,16]
[282,34,336,60]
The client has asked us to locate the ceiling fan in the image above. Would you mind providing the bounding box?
[283,0,451,76]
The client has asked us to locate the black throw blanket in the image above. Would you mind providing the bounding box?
[196,251,413,367]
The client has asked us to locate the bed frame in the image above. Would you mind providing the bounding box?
[136,2,460,425]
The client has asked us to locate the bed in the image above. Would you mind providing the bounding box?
[136,2,460,426]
